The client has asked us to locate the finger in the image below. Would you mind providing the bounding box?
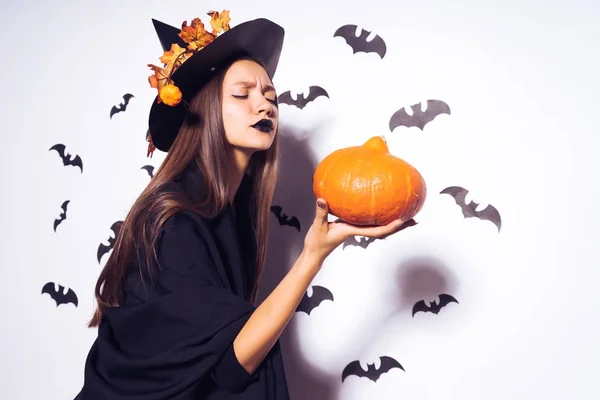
[315,198,329,224]
[349,219,404,238]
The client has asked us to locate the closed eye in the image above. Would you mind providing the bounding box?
[232,94,278,107]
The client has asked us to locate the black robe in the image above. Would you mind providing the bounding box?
[76,165,290,399]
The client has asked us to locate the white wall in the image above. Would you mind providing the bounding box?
[1,0,599,399]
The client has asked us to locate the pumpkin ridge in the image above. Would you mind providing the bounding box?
[370,176,376,225]
[403,166,411,220]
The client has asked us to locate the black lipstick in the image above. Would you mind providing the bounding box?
[252,119,273,132]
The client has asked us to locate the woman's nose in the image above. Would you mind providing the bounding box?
[257,101,274,116]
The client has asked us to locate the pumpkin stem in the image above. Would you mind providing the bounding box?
[362,136,389,153]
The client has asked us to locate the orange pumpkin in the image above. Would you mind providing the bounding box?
[312,136,427,226]
[159,83,183,106]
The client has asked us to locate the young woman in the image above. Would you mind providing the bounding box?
[75,14,404,400]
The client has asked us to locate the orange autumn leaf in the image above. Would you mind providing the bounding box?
[207,10,231,35]
[147,63,175,103]
[178,17,216,51]
[159,43,190,68]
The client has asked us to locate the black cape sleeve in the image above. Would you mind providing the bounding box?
[78,212,259,399]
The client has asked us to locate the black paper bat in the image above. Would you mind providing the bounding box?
[440,186,501,232]
[110,93,134,119]
[53,200,70,232]
[141,165,154,178]
[412,293,458,317]
[334,24,387,59]
[343,236,378,250]
[342,356,404,383]
[389,99,451,131]
[296,285,334,315]
[97,221,123,263]
[270,205,301,232]
[41,282,78,307]
[49,144,83,173]
[278,86,329,110]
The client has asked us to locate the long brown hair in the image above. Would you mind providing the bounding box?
[88,57,279,327]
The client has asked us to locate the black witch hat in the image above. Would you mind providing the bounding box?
[145,12,285,156]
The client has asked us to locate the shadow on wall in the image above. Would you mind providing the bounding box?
[394,256,459,314]
[256,124,337,400]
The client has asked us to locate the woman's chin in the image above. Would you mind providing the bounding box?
[241,137,275,153]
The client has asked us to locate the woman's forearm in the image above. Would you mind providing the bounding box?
[232,249,322,374]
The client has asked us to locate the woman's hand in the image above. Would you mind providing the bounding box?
[302,198,406,266]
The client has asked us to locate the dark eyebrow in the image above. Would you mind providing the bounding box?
[234,80,276,94]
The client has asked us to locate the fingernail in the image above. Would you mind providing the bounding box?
[317,200,326,209]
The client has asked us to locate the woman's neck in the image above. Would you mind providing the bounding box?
[228,148,252,205]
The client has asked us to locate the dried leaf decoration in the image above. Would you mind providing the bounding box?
[146,10,231,106]
[207,10,231,35]
[147,63,171,91]
[159,43,190,68]
[179,18,216,51]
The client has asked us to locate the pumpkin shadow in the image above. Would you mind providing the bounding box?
[392,256,460,315]
[256,124,336,400]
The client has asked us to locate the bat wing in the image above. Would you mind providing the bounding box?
[289,216,301,232]
[379,356,405,374]
[307,86,330,103]
[71,155,83,172]
[270,205,283,221]
[123,93,135,104]
[477,204,502,232]
[389,107,413,132]
[438,293,459,308]
[109,105,120,119]
[97,243,111,263]
[141,165,154,178]
[53,218,60,232]
[370,34,387,58]
[41,282,55,296]
[61,200,70,212]
[311,285,334,305]
[411,299,429,317]
[64,288,79,307]
[49,144,65,157]
[426,99,451,118]
[296,292,312,314]
[49,144,65,153]
[342,236,359,250]
[440,186,468,208]
[276,91,295,107]
[333,24,358,47]
[111,220,124,234]
[341,360,364,382]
